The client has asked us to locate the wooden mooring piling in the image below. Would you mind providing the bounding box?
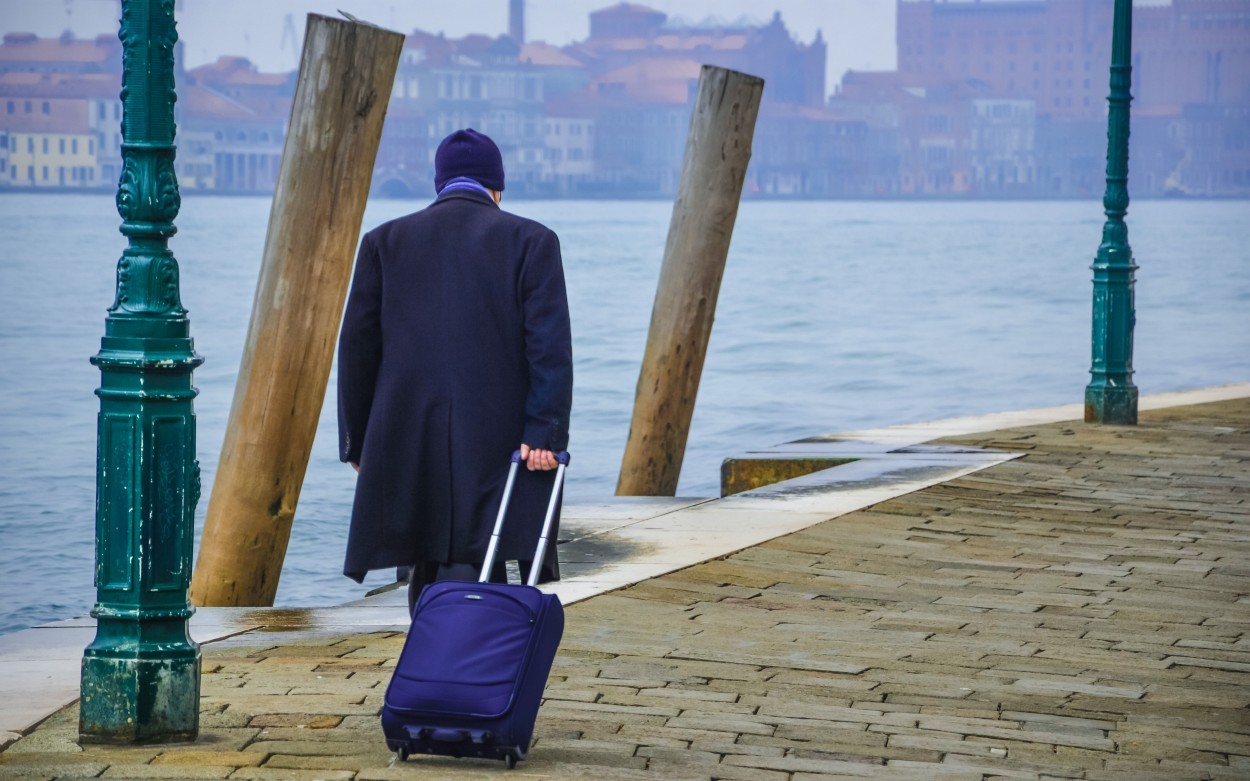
[617,65,765,497]
[191,15,403,607]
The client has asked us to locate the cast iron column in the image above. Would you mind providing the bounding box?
[1085,0,1138,424]
[80,0,202,743]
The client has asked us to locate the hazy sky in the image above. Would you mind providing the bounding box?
[0,0,896,95]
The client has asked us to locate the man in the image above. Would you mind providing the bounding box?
[337,128,573,613]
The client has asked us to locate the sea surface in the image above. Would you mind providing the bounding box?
[1,193,1247,635]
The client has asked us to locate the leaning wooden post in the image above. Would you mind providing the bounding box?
[191,15,403,606]
[616,65,764,496]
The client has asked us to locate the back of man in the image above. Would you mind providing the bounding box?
[337,129,573,603]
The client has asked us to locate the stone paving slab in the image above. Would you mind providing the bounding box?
[2,393,1247,779]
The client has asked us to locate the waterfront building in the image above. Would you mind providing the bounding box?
[832,71,976,196]
[520,42,592,101]
[1,2,1241,198]
[970,99,1037,196]
[527,3,840,196]
[582,57,696,196]
[0,87,99,189]
[1176,103,1250,194]
[0,31,120,190]
[0,31,120,76]
[85,83,122,188]
[183,57,291,193]
[375,30,546,196]
[751,105,864,197]
[569,4,827,108]
[540,99,596,196]
[892,0,1250,196]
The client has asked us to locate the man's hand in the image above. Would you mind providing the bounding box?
[350,462,360,473]
[519,444,558,471]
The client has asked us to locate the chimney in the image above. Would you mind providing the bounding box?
[509,0,524,44]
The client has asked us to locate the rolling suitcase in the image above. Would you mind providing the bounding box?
[382,450,569,769]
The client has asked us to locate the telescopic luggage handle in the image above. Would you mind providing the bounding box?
[480,450,571,587]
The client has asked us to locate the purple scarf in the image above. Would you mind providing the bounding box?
[439,176,493,198]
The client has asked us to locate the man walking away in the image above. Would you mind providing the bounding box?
[337,128,573,615]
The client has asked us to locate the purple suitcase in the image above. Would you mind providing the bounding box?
[382,450,568,768]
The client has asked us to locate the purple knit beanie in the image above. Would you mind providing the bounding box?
[434,128,505,192]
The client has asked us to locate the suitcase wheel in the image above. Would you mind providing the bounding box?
[395,746,410,762]
[504,752,518,769]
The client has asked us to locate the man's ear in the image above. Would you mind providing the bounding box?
[490,190,502,204]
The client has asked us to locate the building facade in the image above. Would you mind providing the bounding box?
[889,0,1250,196]
[2,92,99,188]
[1,2,1244,198]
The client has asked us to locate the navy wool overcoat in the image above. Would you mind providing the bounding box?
[337,189,573,583]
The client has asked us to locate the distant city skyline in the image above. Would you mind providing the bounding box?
[0,0,896,96]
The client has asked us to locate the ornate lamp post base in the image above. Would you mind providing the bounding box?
[80,649,200,744]
[1085,383,1138,425]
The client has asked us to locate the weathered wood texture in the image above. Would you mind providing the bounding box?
[191,15,403,607]
[617,65,764,496]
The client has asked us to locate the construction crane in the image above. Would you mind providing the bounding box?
[280,13,300,71]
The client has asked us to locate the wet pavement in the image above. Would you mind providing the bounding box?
[1,384,1247,780]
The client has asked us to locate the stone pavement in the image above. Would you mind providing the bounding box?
[1,395,1247,780]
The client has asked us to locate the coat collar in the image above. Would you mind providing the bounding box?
[433,188,499,209]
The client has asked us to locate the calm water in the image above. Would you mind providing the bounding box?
[1,193,1247,635]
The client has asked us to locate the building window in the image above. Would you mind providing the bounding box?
[43,138,49,154]
[59,138,66,154]
[42,101,50,114]
[42,166,49,181]
[89,138,94,154]
[24,100,32,113]
[27,137,33,153]
[72,138,78,154]
[5,100,12,114]
[98,102,106,120]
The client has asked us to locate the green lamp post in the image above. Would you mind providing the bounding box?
[80,0,202,743]
[1085,0,1138,425]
